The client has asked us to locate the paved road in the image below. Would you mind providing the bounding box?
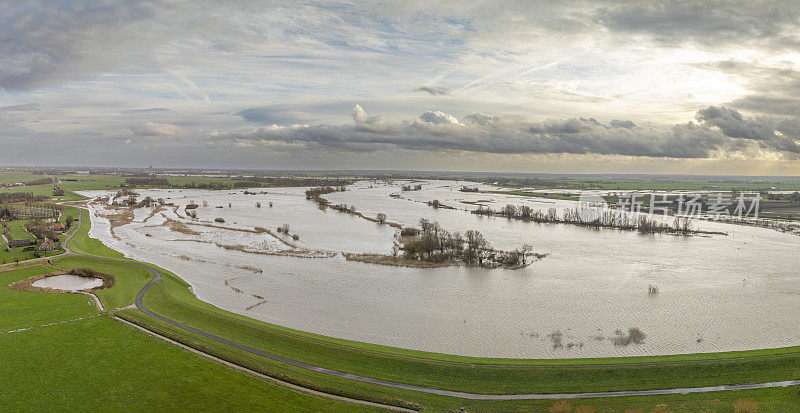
[59,207,800,401]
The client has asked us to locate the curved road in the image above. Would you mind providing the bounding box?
[60,208,800,401]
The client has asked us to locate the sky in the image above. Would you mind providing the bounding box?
[2,0,800,174]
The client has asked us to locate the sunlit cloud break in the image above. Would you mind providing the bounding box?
[3,0,800,172]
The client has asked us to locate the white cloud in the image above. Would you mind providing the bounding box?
[131,122,183,139]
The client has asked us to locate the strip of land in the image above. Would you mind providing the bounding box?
[3,189,800,411]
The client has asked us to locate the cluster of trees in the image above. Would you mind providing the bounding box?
[305,186,358,217]
[401,219,534,267]
[110,191,148,208]
[0,192,48,203]
[475,203,697,235]
[481,177,598,190]
[125,177,170,186]
[459,186,479,192]
[234,176,354,187]
[305,186,347,201]
[276,223,300,240]
[401,184,423,191]
[0,203,60,220]
[767,191,800,202]
[184,182,230,190]
[23,220,58,244]
[330,203,357,213]
[0,177,56,188]
[425,199,455,210]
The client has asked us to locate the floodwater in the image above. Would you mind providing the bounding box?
[79,180,800,358]
[32,274,103,291]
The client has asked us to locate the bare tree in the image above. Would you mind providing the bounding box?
[520,243,533,265]
[463,230,488,265]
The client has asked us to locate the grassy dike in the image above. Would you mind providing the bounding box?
[0,266,379,412]
[4,203,800,411]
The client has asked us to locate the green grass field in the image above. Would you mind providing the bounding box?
[3,198,800,411]
[0,173,261,203]
[0,173,46,185]
[0,266,379,412]
[5,220,34,241]
[66,209,124,259]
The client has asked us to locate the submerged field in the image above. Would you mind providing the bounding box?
[80,180,800,359]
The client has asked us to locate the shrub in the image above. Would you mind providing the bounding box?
[400,227,419,237]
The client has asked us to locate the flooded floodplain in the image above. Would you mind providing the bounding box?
[80,180,800,358]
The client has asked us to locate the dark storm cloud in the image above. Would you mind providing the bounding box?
[415,86,450,96]
[209,105,800,158]
[0,1,168,90]
[696,106,800,153]
[595,1,800,49]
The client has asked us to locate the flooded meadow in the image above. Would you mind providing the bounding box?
[79,180,800,358]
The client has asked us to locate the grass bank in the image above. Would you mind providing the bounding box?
[0,266,378,412]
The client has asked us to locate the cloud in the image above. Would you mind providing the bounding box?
[5,1,800,172]
[696,106,800,153]
[610,119,636,129]
[123,107,171,114]
[0,103,40,111]
[416,110,462,126]
[352,104,390,132]
[701,60,800,116]
[207,104,800,159]
[595,1,800,49]
[415,86,450,96]
[131,122,183,139]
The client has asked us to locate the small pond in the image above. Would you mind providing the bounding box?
[32,275,103,291]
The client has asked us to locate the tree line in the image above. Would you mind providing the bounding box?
[474,204,702,235]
